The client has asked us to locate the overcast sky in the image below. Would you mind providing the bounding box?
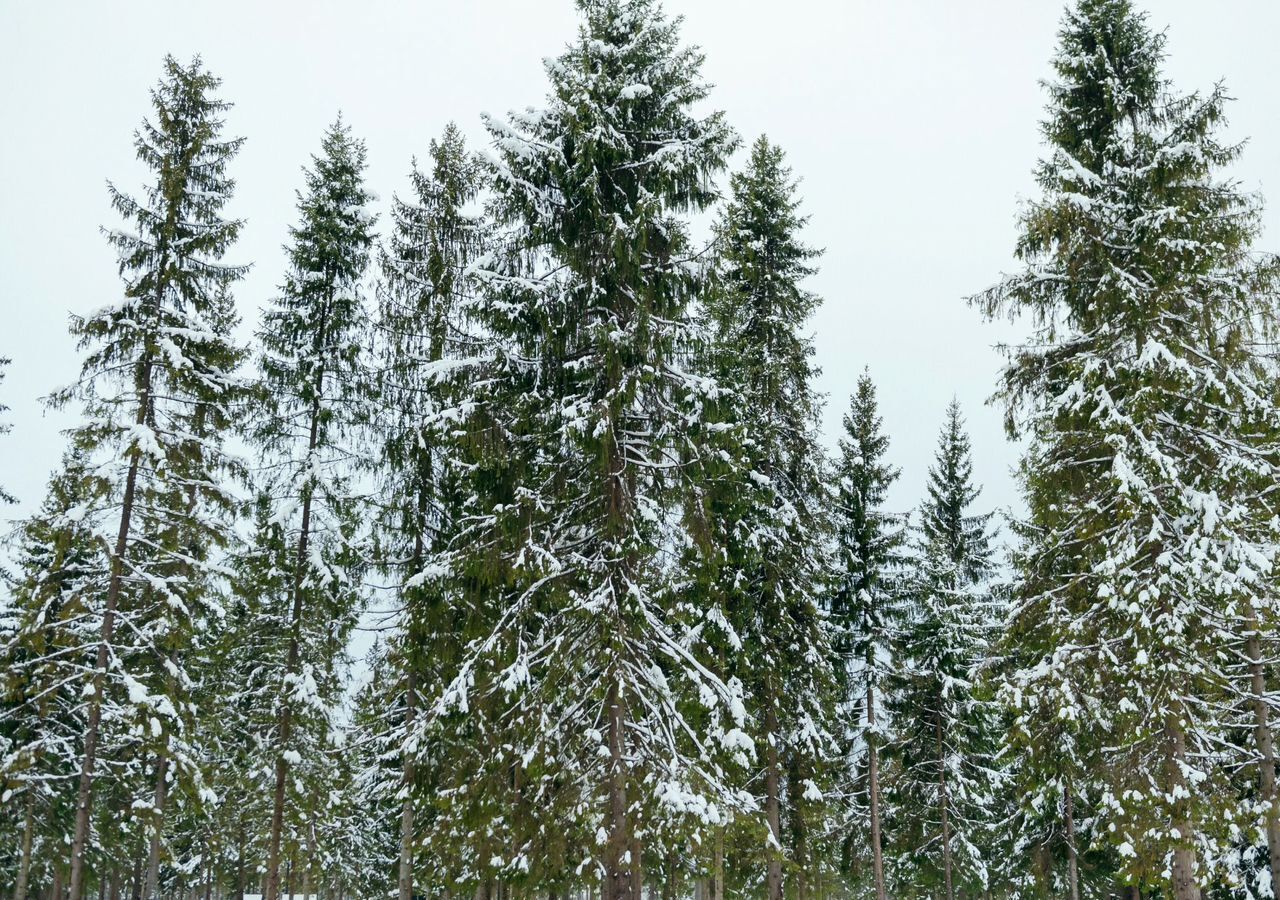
[3,0,1279,534]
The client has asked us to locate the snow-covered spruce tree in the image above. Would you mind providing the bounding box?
[369,121,485,900]
[430,1,746,896]
[255,116,375,900]
[0,452,107,900]
[884,402,1001,900]
[699,135,835,900]
[828,370,905,900]
[46,55,248,900]
[973,1,1280,895]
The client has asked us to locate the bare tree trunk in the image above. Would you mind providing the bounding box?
[713,828,724,900]
[1064,777,1080,900]
[69,384,149,900]
[629,836,643,900]
[52,866,65,900]
[935,716,955,900]
[763,685,783,900]
[399,655,418,900]
[1245,601,1280,892]
[15,787,36,900]
[866,682,887,900]
[1165,719,1200,900]
[144,742,172,899]
[606,679,631,900]
[265,386,324,900]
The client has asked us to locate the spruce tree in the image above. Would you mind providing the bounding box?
[431,2,744,896]
[975,2,1280,896]
[0,453,106,900]
[369,122,485,900]
[47,56,248,900]
[884,401,1000,900]
[829,371,905,900]
[255,116,375,900]
[701,135,834,900]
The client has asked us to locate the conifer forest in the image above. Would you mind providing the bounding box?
[9,1,1280,898]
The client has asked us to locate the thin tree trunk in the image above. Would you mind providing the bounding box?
[1064,776,1080,900]
[144,741,172,899]
[606,678,631,900]
[935,715,955,900]
[629,835,643,900]
[69,383,149,900]
[713,827,724,900]
[15,786,36,900]
[399,647,418,900]
[1165,718,1200,900]
[866,682,887,900]
[1245,602,1280,891]
[265,383,324,900]
[52,866,65,900]
[763,687,783,900]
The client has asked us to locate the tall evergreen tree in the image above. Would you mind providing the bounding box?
[829,371,905,900]
[884,401,1000,900]
[255,116,376,900]
[47,56,248,900]
[975,2,1280,895]
[431,2,745,897]
[369,122,485,900]
[701,135,835,900]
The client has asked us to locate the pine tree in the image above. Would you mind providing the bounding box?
[829,371,905,900]
[700,135,835,900]
[430,2,744,896]
[974,2,1280,895]
[884,402,1000,900]
[255,116,376,900]
[46,56,248,900]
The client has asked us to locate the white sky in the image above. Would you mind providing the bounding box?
[3,1,1279,533]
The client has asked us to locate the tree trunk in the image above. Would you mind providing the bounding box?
[629,835,643,900]
[1165,718,1200,900]
[713,827,724,900]
[935,716,955,900]
[763,686,783,900]
[1245,601,1280,892]
[52,866,65,900]
[69,391,149,900]
[866,682,887,900]
[1064,776,1080,900]
[605,679,631,900]
[15,786,36,900]
[265,387,323,900]
[399,658,418,900]
[144,741,172,899]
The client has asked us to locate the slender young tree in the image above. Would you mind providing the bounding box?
[0,356,13,506]
[829,371,905,900]
[885,402,1000,900]
[49,56,247,900]
[702,135,835,900]
[431,2,745,897]
[975,2,1280,895]
[256,117,375,900]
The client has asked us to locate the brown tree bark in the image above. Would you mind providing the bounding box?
[399,667,418,900]
[265,379,324,900]
[1244,600,1280,891]
[605,679,631,900]
[763,687,783,900]
[935,716,955,900]
[15,786,36,900]
[866,682,887,900]
[1165,718,1201,900]
[1064,777,1080,900]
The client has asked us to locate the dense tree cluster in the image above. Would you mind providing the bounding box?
[4,2,1280,900]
